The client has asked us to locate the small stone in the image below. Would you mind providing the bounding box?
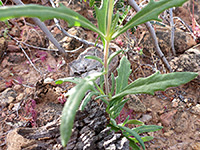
[8,103,14,110]
[1,112,6,117]
[24,88,33,94]
[12,103,21,111]
[55,87,63,93]
[160,110,177,126]
[190,104,200,115]
[174,112,189,133]
[184,98,188,103]
[0,88,17,105]
[191,142,200,150]
[7,96,15,103]
[186,103,193,108]
[0,82,6,92]
[172,99,179,108]
[164,130,174,137]
[13,85,21,91]
[139,114,152,123]
[147,108,152,112]
[44,77,54,84]
[16,93,24,102]
[152,111,159,123]
[127,95,146,113]
[158,109,165,115]
[172,102,179,108]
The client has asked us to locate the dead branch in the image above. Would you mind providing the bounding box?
[128,0,172,72]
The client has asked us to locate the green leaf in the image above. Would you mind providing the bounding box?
[112,71,198,102]
[89,0,95,7]
[118,5,131,26]
[110,12,120,34]
[0,4,104,38]
[60,72,103,146]
[79,92,99,111]
[112,0,188,39]
[60,80,93,146]
[119,125,145,150]
[115,56,132,94]
[55,77,82,84]
[108,118,120,132]
[94,0,109,35]
[110,73,115,95]
[133,125,163,134]
[110,118,118,127]
[109,98,128,119]
[128,137,141,150]
[85,55,104,65]
[107,49,123,65]
[0,0,3,6]
[130,136,154,143]
[125,120,144,126]
[94,95,109,100]
[122,115,130,126]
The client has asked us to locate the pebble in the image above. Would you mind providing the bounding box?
[164,130,174,137]
[191,142,200,150]
[146,108,152,112]
[190,104,200,115]
[13,84,21,91]
[139,114,152,123]
[127,95,147,113]
[0,88,17,105]
[8,103,14,110]
[160,110,177,126]
[44,77,54,84]
[7,96,15,104]
[12,102,21,111]
[16,93,24,102]
[171,99,180,108]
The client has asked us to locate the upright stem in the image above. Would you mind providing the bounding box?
[104,0,114,95]
[104,40,109,95]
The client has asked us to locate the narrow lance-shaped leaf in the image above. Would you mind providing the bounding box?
[111,71,198,102]
[119,125,145,150]
[55,77,82,84]
[133,125,163,134]
[0,0,3,6]
[112,0,188,39]
[127,137,141,150]
[79,92,99,111]
[0,4,104,38]
[85,55,104,65]
[94,0,109,35]
[60,72,103,146]
[115,56,132,94]
[130,136,154,143]
[60,80,93,146]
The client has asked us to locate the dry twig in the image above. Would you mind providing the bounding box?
[128,0,172,72]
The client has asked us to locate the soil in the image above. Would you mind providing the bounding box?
[0,0,200,150]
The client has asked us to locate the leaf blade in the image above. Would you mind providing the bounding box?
[112,72,198,101]
[133,125,163,134]
[115,56,132,94]
[119,125,145,150]
[60,79,93,146]
[60,72,103,146]
[0,4,104,38]
[112,0,188,39]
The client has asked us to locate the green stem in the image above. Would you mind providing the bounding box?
[104,40,109,95]
[104,0,114,95]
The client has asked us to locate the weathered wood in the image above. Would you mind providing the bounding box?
[7,100,129,150]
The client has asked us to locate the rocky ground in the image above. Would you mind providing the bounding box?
[0,0,200,150]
